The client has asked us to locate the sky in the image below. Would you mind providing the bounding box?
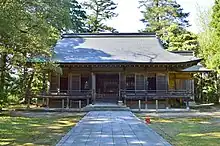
[104,0,215,33]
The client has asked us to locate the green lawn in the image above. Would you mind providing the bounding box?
[137,115,220,146]
[0,112,83,146]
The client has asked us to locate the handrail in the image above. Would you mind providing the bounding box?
[120,89,193,98]
[40,90,92,96]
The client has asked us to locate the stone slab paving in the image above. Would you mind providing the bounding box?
[56,111,171,146]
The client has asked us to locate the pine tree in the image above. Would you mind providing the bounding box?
[211,0,220,36]
[82,0,118,32]
[139,0,198,51]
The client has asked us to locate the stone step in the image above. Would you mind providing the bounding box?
[83,104,131,111]
[83,107,131,111]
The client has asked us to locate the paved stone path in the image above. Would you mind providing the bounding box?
[57,111,171,146]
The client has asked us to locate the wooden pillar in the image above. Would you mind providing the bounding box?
[186,98,190,110]
[66,97,69,109]
[91,72,96,104]
[166,98,169,109]
[79,100,82,111]
[121,71,126,104]
[138,100,141,112]
[145,96,148,109]
[57,73,60,93]
[124,98,127,106]
[118,72,121,101]
[46,98,49,108]
[42,98,45,106]
[62,99,65,109]
[156,100,158,112]
[87,98,90,105]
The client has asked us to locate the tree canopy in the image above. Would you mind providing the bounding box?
[82,0,118,32]
[139,0,198,51]
[0,0,86,106]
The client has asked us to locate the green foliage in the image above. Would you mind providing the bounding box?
[196,4,220,104]
[0,0,86,106]
[194,72,218,104]
[82,0,118,32]
[139,0,189,32]
[211,0,220,36]
[139,0,198,51]
[163,24,199,51]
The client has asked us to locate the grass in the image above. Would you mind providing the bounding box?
[137,115,220,146]
[0,112,84,146]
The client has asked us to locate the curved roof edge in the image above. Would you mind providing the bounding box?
[182,63,212,72]
[62,32,156,38]
[56,59,202,64]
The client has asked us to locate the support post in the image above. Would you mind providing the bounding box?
[79,100,82,111]
[138,100,141,112]
[46,98,49,108]
[156,100,158,112]
[91,72,96,104]
[43,98,45,106]
[186,98,190,110]
[62,99,65,109]
[145,97,148,109]
[166,98,169,109]
[66,97,69,109]
[87,98,89,105]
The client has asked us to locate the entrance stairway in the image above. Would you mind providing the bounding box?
[83,103,130,111]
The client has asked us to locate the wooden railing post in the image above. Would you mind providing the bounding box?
[186,98,190,110]
[166,98,169,109]
[156,100,158,112]
[79,100,82,111]
[138,100,141,112]
[62,99,65,109]
[66,97,69,109]
[46,98,49,108]
[145,97,148,109]
[87,98,89,105]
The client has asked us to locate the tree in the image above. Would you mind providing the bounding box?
[196,5,220,104]
[211,0,220,36]
[0,0,86,107]
[139,0,198,51]
[82,0,118,32]
[163,24,199,51]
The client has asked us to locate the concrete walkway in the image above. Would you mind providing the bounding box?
[56,111,171,146]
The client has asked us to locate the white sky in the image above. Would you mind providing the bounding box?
[81,0,215,33]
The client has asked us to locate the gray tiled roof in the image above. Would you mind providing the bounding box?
[182,63,212,72]
[52,33,201,63]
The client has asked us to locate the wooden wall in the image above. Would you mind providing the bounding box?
[49,66,194,93]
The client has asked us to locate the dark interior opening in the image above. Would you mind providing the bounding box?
[148,75,156,92]
[126,74,135,90]
[96,74,119,94]
[60,77,68,92]
[81,75,90,90]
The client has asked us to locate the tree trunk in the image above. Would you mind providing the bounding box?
[0,53,7,104]
[22,66,28,103]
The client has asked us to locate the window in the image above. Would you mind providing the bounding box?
[156,73,167,91]
[126,74,135,90]
[136,74,145,90]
